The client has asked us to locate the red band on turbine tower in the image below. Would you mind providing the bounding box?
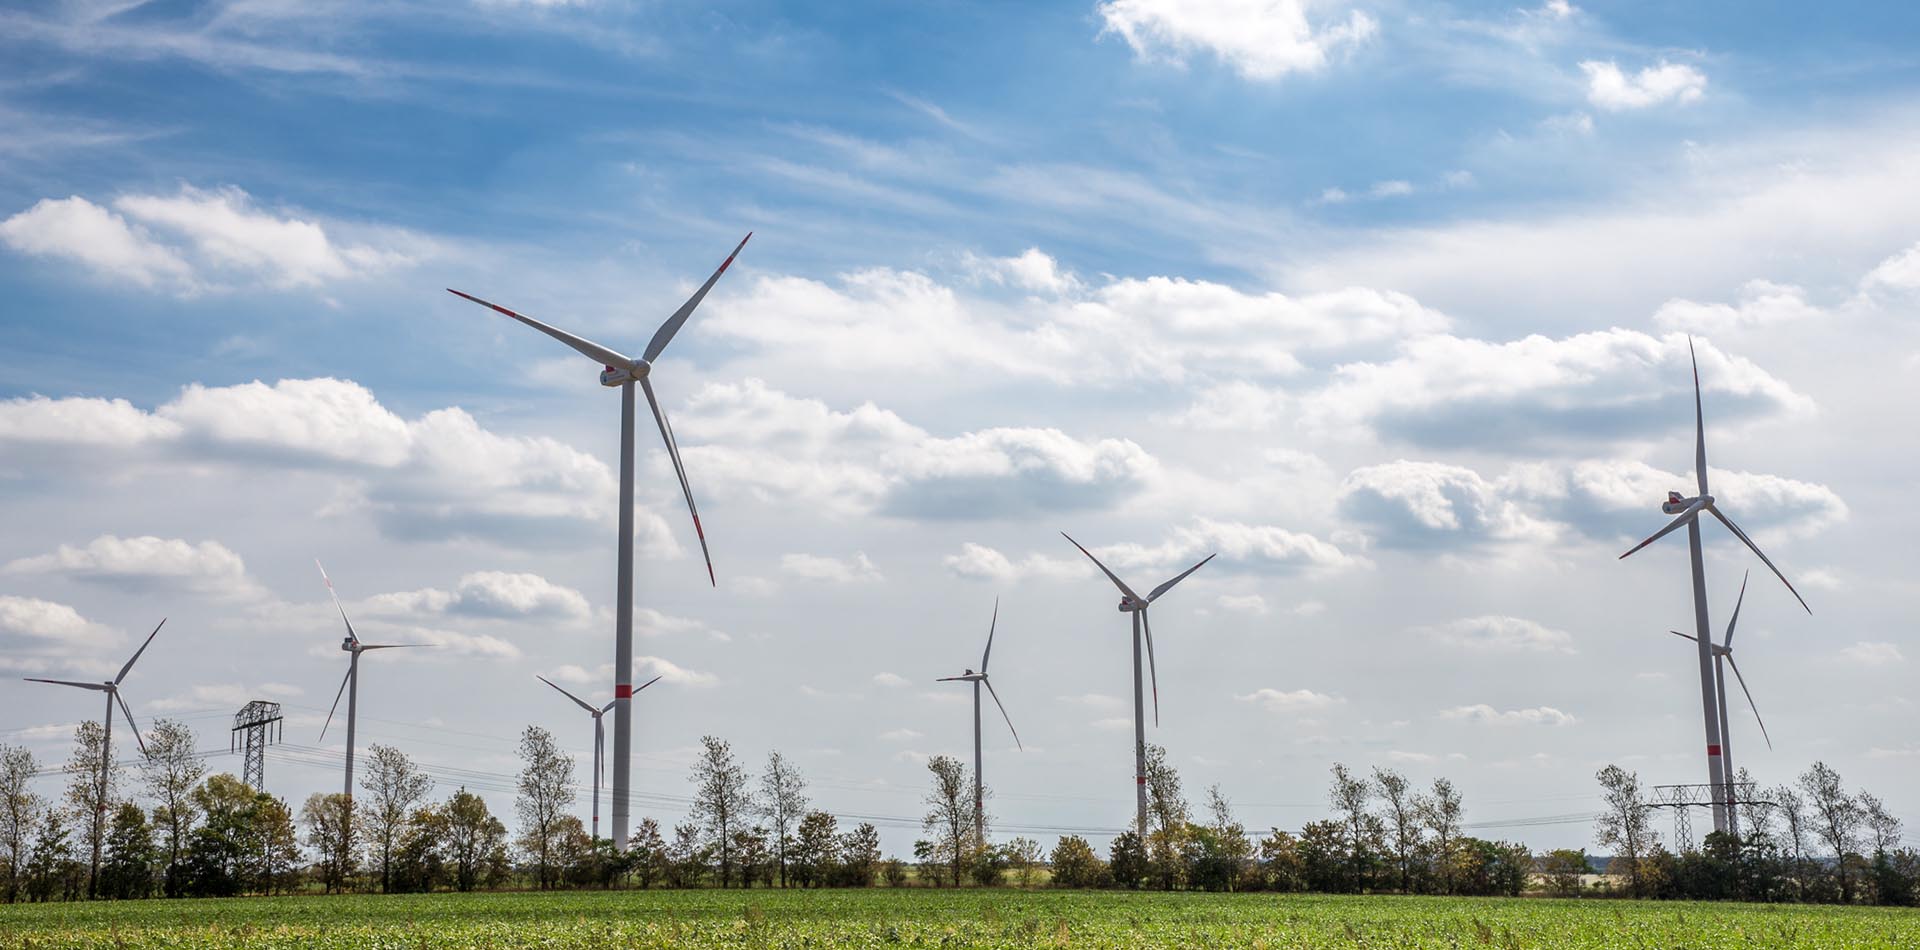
[1137,776,1147,785]
[1707,744,1721,755]
[615,683,634,699]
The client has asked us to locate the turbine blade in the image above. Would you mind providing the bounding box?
[316,559,358,643]
[1706,506,1810,614]
[23,678,109,691]
[1060,532,1141,601]
[936,675,970,682]
[538,675,598,714]
[1618,501,1702,560]
[1725,655,1772,750]
[115,691,146,756]
[1669,630,1700,643]
[1690,337,1709,497]
[446,289,633,369]
[981,598,998,673]
[1141,608,1160,728]
[642,233,752,364]
[355,644,419,651]
[633,674,664,695]
[1147,553,1216,603]
[641,377,715,586]
[983,678,1022,751]
[115,618,164,685]
[1725,570,1749,646]
[594,716,605,790]
[319,664,352,742]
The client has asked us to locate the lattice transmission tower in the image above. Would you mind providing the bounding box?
[1651,781,1772,852]
[231,700,284,791]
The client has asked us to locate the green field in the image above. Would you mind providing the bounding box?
[3,890,1918,949]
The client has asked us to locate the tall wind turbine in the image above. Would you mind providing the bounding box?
[1062,533,1214,839]
[1668,570,1772,829]
[25,618,163,895]
[317,561,416,798]
[1620,339,1808,835]
[537,673,658,842]
[448,233,747,850]
[936,599,1021,844]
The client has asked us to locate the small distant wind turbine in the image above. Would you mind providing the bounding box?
[1668,570,1771,826]
[537,673,658,842]
[316,560,417,799]
[25,618,164,895]
[936,599,1021,844]
[448,233,747,850]
[1620,339,1807,836]
[1061,532,1214,839]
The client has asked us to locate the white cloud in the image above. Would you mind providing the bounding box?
[1369,180,1414,199]
[0,594,119,653]
[1238,687,1344,712]
[941,542,1091,582]
[365,571,591,621]
[401,627,523,660]
[1838,641,1905,665]
[1580,60,1706,111]
[1317,186,1350,205]
[1419,616,1576,654]
[966,247,1081,295]
[637,655,717,687]
[1340,461,1553,549]
[1093,517,1362,577]
[150,681,302,712]
[1217,593,1269,615]
[872,672,910,688]
[1440,704,1577,726]
[1097,0,1378,81]
[1653,280,1825,333]
[0,186,415,294]
[5,535,260,599]
[1861,241,1920,294]
[0,395,182,447]
[780,552,884,584]
[1161,381,1290,431]
[879,728,923,741]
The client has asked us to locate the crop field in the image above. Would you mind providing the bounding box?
[3,890,1918,949]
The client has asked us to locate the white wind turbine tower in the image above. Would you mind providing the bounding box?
[935,599,1021,844]
[448,233,747,850]
[317,561,418,798]
[537,673,658,842]
[1061,533,1214,839]
[1668,570,1772,830]
[25,618,164,895]
[1620,340,1808,836]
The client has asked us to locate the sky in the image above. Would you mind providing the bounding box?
[1,0,1916,855]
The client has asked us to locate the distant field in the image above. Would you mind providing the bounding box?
[3,889,1917,948]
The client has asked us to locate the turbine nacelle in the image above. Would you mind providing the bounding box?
[1117,596,1145,613]
[599,361,649,387]
[1663,491,1712,515]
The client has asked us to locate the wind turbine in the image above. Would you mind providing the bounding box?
[317,560,416,799]
[447,233,747,850]
[537,673,658,842]
[1061,532,1214,839]
[25,618,164,896]
[936,599,1021,845]
[1620,339,1808,835]
[1668,570,1771,829]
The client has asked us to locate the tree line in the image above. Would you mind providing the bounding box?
[2,718,1912,903]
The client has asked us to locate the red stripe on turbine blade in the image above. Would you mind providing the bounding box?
[615,684,633,699]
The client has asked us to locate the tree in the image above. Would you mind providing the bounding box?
[1417,778,1463,894]
[515,725,576,890]
[1773,783,1813,900]
[99,802,154,899]
[758,751,808,887]
[1142,745,1188,890]
[301,792,357,893]
[1005,836,1043,887]
[1,744,43,903]
[359,744,433,893]
[688,736,754,888]
[921,754,973,888]
[63,719,121,897]
[1107,830,1148,889]
[666,822,707,887]
[1050,835,1105,888]
[442,787,508,892]
[1373,767,1422,893]
[627,817,666,889]
[881,857,910,887]
[184,773,272,897]
[253,793,301,896]
[1593,764,1659,897]
[24,810,81,902]
[1542,849,1591,897]
[1257,828,1306,892]
[1800,761,1861,903]
[836,821,883,887]
[138,719,204,897]
[792,809,839,887]
[1200,785,1252,891]
[1297,819,1349,892]
[388,803,446,893]
[1328,764,1378,891]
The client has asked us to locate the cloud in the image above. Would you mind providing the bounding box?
[1580,60,1706,110]
[1092,517,1362,577]
[150,681,302,712]
[0,395,182,447]
[0,594,118,652]
[0,186,415,294]
[879,728,923,741]
[1369,180,1414,199]
[637,655,717,687]
[1418,616,1576,654]
[400,627,524,660]
[1304,331,1809,452]
[364,571,591,621]
[872,672,910,688]
[1505,458,1848,541]
[1161,381,1290,431]
[1440,704,1577,726]
[1838,641,1905,665]
[5,535,262,599]
[1340,461,1554,549]
[965,248,1081,295]
[1861,241,1920,294]
[941,542,1091,583]
[1096,0,1378,81]
[1217,593,1269,615]
[1653,280,1825,333]
[780,552,883,584]
[1237,687,1344,712]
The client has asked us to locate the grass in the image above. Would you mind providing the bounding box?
[3,888,1918,948]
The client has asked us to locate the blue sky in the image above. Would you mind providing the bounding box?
[2,0,1917,852]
